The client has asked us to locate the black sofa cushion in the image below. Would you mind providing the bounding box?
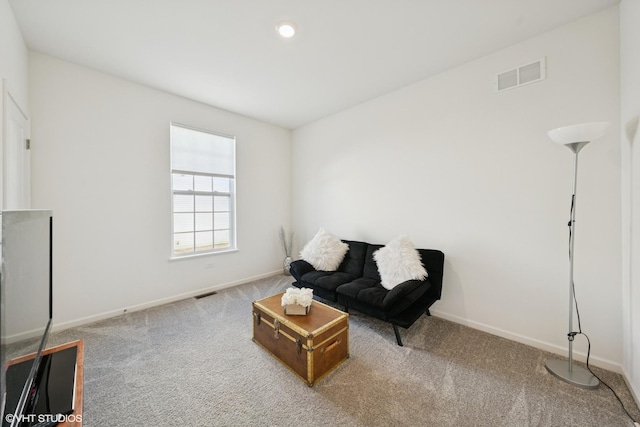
[337,240,368,276]
[289,259,315,279]
[289,256,358,302]
[416,249,445,300]
[298,270,358,293]
[333,276,379,300]
[362,244,383,280]
[336,278,430,317]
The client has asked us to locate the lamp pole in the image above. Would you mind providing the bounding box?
[545,140,599,389]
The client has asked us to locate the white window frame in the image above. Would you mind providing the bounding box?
[169,122,237,259]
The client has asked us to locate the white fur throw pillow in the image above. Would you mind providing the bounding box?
[300,229,349,271]
[373,235,428,290]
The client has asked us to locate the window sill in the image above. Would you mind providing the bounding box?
[169,248,238,262]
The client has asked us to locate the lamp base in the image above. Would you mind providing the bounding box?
[545,359,599,389]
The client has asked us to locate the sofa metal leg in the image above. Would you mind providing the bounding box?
[425,309,431,316]
[392,324,404,346]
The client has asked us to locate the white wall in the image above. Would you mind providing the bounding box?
[0,0,29,209]
[0,0,28,109]
[292,8,622,370]
[620,0,640,404]
[29,52,292,329]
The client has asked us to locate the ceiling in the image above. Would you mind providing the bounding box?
[9,0,619,129]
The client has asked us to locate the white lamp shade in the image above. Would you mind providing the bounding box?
[548,122,610,145]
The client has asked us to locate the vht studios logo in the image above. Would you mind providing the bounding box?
[5,413,82,424]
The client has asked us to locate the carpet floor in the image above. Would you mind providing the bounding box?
[9,275,640,426]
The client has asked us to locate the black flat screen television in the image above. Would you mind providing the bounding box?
[0,210,55,426]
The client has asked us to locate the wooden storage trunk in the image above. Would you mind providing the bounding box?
[252,293,349,386]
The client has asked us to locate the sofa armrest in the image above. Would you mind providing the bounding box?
[382,279,431,309]
[289,259,315,280]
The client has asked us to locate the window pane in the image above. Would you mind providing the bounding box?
[195,195,212,212]
[214,212,229,230]
[213,177,230,193]
[173,213,194,233]
[214,230,230,248]
[174,195,194,212]
[214,196,230,212]
[194,175,212,192]
[195,213,212,231]
[195,231,213,252]
[174,232,194,254]
[172,174,193,191]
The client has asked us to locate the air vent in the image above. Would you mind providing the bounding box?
[194,291,217,299]
[495,57,546,92]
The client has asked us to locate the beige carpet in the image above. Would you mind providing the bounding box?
[9,275,639,426]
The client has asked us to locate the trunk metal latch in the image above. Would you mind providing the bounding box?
[273,319,280,339]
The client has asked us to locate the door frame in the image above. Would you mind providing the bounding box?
[2,79,31,209]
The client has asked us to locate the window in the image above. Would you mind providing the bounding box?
[170,123,236,257]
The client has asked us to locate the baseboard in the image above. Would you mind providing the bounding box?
[430,309,622,373]
[1,325,47,344]
[622,367,640,410]
[49,270,283,336]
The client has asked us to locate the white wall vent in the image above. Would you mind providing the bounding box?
[495,57,546,92]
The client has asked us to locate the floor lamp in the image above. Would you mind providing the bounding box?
[545,121,609,389]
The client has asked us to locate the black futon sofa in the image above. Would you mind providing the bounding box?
[289,240,444,346]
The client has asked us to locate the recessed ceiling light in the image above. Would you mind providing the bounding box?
[276,22,296,38]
